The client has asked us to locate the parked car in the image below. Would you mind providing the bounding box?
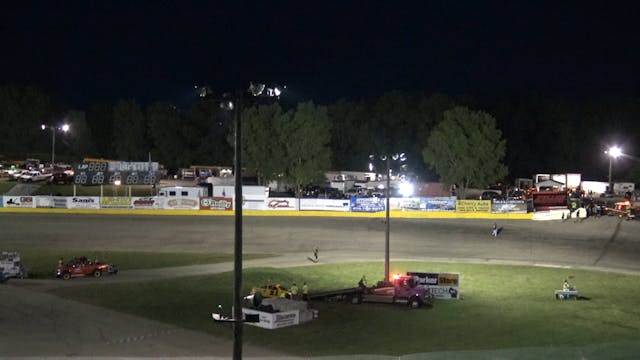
[19,170,50,182]
[480,191,502,201]
[250,283,292,299]
[55,256,118,280]
[9,169,29,181]
[47,172,74,184]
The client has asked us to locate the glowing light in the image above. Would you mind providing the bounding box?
[399,181,414,197]
[608,146,622,158]
[61,124,70,132]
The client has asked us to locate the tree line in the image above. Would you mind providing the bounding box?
[1,84,639,193]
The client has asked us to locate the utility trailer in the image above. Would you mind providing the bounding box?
[0,252,28,282]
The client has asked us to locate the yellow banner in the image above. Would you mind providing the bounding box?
[456,200,491,213]
[101,197,132,207]
[438,273,460,286]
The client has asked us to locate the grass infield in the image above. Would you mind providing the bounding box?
[50,261,640,357]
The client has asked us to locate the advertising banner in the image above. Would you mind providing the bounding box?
[390,197,421,210]
[68,197,100,209]
[265,198,298,211]
[162,197,200,210]
[53,197,69,209]
[455,200,491,213]
[3,196,35,208]
[492,200,527,214]
[199,197,233,211]
[424,197,457,212]
[35,196,53,208]
[100,197,132,209]
[407,271,460,299]
[0,196,3,207]
[132,197,160,209]
[300,198,350,212]
[350,197,385,212]
[242,308,300,330]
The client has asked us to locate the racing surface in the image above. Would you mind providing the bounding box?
[2,213,640,358]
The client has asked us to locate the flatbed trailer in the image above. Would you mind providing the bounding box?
[309,275,432,308]
[309,287,363,303]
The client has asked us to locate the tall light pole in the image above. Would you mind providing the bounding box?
[216,82,282,360]
[605,146,621,194]
[41,123,70,165]
[370,152,406,284]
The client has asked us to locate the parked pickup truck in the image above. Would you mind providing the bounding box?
[19,170,50,182]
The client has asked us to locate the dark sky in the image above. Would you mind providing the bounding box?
[2,1,640,108]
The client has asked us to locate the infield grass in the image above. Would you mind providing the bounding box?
[50,261,640,357]
[0,179,15,194]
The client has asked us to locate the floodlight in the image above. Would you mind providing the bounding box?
[399,181,414,197]
[608,146,622,158]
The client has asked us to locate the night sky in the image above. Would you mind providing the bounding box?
[2,1,640,108]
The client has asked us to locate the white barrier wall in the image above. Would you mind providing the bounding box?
[299,198,350,211]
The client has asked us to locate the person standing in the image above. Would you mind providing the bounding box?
[302,282,309,301]
[290,282,299,300]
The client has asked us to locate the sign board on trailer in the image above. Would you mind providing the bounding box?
[407,271,461,299]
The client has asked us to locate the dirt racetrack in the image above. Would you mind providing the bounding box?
[1,212,639,358]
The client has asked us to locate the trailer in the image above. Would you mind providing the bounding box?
[0,252,28,281]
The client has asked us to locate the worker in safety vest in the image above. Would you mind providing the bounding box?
[290,283,299,300]
[302,282,309,301]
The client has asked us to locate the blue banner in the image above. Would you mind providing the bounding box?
[423,197,456,212]
[350,197,385,212]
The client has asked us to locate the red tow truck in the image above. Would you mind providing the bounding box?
[605,200,638,220]
[310,274,432,308]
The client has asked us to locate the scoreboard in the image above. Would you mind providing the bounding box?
[73,162,160,185]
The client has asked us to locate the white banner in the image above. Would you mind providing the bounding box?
[53,197,69,208]
[265,198,299,211]
[300,198,351,212]
[160,197,200,210]
[68,196,101,209]
[3,196,35,208]
[35,196,53,208]
[390,197,420,210]
[242,308,299,329]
